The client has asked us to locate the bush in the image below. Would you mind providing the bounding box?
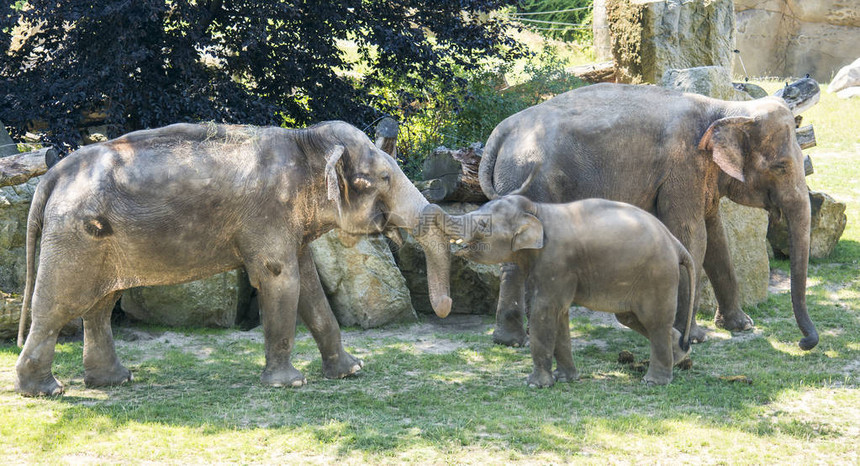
[393,49,588,179]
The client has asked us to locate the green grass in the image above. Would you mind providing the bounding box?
[1,83,857,464]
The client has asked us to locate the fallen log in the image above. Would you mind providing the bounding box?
[0,147,52,187]
[797,125,816,151]
[374,117,398,158]
[566,61,616,84]
[775,77,820,115]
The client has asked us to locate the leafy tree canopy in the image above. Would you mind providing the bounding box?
[0,0,523,150]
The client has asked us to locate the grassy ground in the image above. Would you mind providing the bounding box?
[1,84,857,464]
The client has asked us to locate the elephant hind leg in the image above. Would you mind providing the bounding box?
[83,291,132,388]
[15,294,74,396]
[552,306,578,383]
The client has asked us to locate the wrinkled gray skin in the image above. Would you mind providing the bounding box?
[480,83,816,351]
[437,196,694,386]
[15,121,453,397]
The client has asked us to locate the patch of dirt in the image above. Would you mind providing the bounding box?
[769,268,791,294]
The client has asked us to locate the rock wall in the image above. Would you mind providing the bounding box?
[734,0,860,81]
[0,177,81,339]
[606,0,735,84]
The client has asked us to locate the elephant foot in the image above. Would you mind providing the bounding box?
[84,363,133,388]
[492,324,528,348]
[643,370,672,386]
[322,351,364,379]
[261,366,307,388]
[553,367,579,383]
[527,370,555,388]
[688,323,710,344]
[16,374,64,397]
[715,310,754,333]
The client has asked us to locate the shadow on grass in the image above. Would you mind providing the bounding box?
[1,297,856,460]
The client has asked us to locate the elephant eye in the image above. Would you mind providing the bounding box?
[771,161,789,173]
[351,174,374,191]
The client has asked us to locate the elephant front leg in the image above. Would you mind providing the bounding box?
[252,257,306,388]
[527,295,558,388]
[298,248,363,379]
[83,292,132,387]
[493,263,528,347]
[704,213,754,333]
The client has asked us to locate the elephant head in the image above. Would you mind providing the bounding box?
[699,97,817,349]
[315,122,452,318]
[431,195,544,267]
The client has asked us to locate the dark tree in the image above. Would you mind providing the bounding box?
[0,1,522,150]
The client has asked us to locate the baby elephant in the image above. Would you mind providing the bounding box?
[436,195,694,386]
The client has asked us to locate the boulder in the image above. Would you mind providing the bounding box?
[829,58,860,94]
[310,230,417,329]
[836,87,860,99]
[734,1,860,81]
[698,198,770,313]
[767,190,847,259]
[606,0,735,84]
[394,202,500,316]
[0,177,81,339]
[661,66,750,101]
[733,82,769,99]
[121,270,252,328]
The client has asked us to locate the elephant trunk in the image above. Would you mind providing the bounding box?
[383,156,452,318]
[785,193,818,350]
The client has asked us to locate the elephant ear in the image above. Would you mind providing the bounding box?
[698,117,755,182]
[325,145,346,216]
[512,213,544,251]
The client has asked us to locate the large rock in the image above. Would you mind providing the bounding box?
[767,190,847,259]
[310,230,417,329]
[734,1,860,81]
[394,202,500,316]
[0,177,81,339]
[661,66,751,101]
[828,57,860,96]
[121,270,252,328]
[698,198,770,313]
[606,0,735,84]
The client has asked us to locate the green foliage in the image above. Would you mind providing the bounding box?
[0,0,524,151]
[517,0,594,43]
[392,49,587,179]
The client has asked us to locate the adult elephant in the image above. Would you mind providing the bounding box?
[15,121,453,396]
[479,83,817,351]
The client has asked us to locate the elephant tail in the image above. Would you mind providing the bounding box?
[17,174,55,347]
[677,244,696,353]
[478,130,502,200]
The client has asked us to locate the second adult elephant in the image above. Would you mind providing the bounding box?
[480,83,817,351]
